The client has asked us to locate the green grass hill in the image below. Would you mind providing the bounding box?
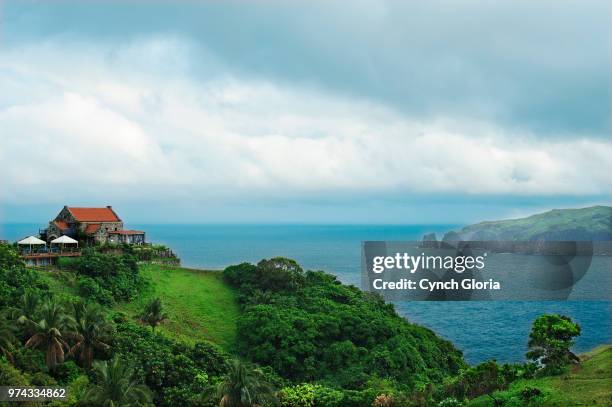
[36,264,239,350]
[114,264,239,349]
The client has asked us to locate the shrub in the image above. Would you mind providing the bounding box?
[445,361,508,400]
[438,397,462,407]
[77,276,114,306]
[13,347,46,374]
[54,361,83,385]
[0,359,30,385]
[29,371,58,386]
[280,383,316,407]
[520,386,542,401]
[313,385,344,407]
[61,252,145,302]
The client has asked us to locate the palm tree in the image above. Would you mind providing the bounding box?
[217,359,278,407]
[0,310,16,362]
[139,298,168,332]
[79,356,152,407]
[24,299,74,372]
[12,291,40,333]
[69,303,112,369]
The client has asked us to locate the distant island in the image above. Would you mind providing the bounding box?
[423,205,612,254]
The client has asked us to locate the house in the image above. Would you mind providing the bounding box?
[43,206,145,245]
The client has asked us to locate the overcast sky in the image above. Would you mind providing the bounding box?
[1,1,610,224]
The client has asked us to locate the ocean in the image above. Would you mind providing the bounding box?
[2,223,610,364]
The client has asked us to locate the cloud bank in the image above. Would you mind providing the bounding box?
[1,1,610,222]
[2,38,611,203]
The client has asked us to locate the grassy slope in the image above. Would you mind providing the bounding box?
[114,264,239,350]
[457,205,612,240]
[35,264,239,351]
[469,345,612,406]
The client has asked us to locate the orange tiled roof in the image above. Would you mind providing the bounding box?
[54,220,69,230]
[68,207,120,222]
[84,223,101,234]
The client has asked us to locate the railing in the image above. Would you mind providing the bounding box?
[19,247,82,258]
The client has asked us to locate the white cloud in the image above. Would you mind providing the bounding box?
[1,37,611,206]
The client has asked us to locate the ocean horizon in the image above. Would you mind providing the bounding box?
[2,222,610,364]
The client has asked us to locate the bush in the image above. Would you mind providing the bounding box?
[77,276,114,306]
[280,383,317,407]
[13,347,47,374]
[520,387,542,401]
[0,359,30,385]
[60,252,145,302]
[445,361,510,400]
[438,397,462,407]
[29,371,58,386]
[313,385,345,407]
[54,361,83,385]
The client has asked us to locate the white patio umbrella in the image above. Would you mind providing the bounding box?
[51,235,78,245]
[51,235,79,250]
[17,236,46,252]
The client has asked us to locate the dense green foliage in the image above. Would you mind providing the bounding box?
[224,258,465,389]
[58,250,145,305]
[0,242,605,406]
[0,243,235,407]
[0,244,48,308]
[443,360,535,401]
[112,316,229,406]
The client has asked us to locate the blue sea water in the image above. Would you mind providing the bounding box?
[2,223,610,364]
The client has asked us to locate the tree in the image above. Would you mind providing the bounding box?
[0,310,15,362]
[79,356,152,407]
[139,298,168,332]
[24,299,74,372]
[217,359,278,407]
[527,314,581,374]
[12,291,40,327]
[69,302,112,368]
[255,258,306,292]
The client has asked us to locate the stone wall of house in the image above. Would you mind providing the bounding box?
[56,207,74,222]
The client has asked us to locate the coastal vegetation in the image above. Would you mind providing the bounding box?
[0,242,609,406]
[467,345,611,406]
[224,258,464,387]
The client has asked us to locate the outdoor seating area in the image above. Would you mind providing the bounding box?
[17,235,81,266]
